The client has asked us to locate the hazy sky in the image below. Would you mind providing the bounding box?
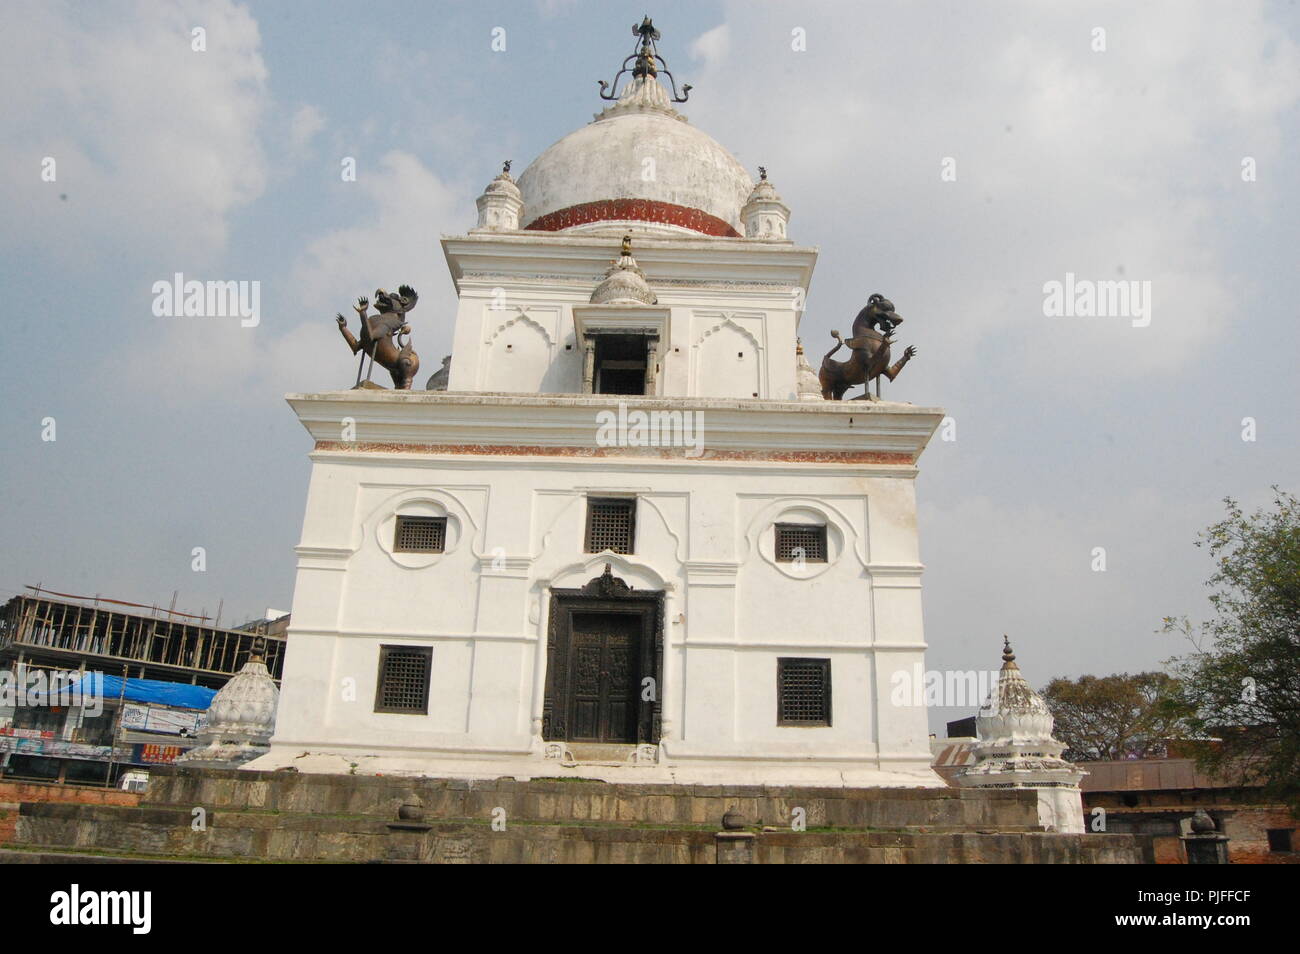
[2,1,1297,730]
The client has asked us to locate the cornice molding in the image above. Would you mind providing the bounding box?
[287,390,944,463]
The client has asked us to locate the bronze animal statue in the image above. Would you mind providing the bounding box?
[336,285,421,389]
[819,293,917,400]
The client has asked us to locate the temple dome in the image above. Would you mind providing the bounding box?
[516,76,753,238]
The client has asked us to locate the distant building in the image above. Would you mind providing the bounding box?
[945,715,976,738]
[1081,758,1299,864]
[0,589,287,784]
[931,734,976,782]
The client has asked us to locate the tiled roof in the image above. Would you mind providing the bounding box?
[1079,758,1244,792]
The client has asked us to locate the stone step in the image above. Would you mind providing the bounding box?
[563,743,637,762]
[0,846,240,864]
[9,803,1149,864]
[6,767,1154,863]
[134,765,1039,832]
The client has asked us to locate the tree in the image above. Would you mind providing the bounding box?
[1041,672,1186,761]
[1163,488,1300,813]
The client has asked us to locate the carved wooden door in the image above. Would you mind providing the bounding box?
[568,612,640,743]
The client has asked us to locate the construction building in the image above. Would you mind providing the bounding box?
[0,587,287,783]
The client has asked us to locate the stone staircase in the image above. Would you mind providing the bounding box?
[5,765,1153,863]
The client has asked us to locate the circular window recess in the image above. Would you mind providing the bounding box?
[376,500,463,569]
[760,506,845,580]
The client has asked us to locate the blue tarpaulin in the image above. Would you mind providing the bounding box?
[29,673,215,711]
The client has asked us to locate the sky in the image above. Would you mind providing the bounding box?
[1,0,1297,732]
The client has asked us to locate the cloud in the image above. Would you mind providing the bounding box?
[690,24,730,70]
[917,485,1216,729]
[110,150,464,405]
[288,105,327,157]
[0,0,270,261]
[536,0,581,19]
[289,151,463,317]
[686,1,1299,383]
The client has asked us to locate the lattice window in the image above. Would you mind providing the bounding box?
[777,658,832,726]
[775,523,827,563]
[394,515,447,553]
[375,646,432,714]
[585,498,636,554]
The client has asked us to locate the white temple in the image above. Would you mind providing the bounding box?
[250,22,945,786]
[955,638,1086,832]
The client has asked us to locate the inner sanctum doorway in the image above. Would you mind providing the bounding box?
[542,565,664,745]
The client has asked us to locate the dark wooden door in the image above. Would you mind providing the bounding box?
[541,568,664,745]
[568,612,640,743]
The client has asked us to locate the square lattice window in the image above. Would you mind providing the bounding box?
[777,658,832,726]
[775,524,827,563]
[585,497,636,554]
[394,515,447,553]
[375,646,432,714]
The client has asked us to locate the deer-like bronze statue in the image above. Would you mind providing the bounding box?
[819,293,917,400]
[335,285,421,390]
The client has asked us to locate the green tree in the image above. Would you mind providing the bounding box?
[1163,488,1300,813]
[1041,672,1185,761]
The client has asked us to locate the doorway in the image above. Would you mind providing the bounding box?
[542,566,664,745]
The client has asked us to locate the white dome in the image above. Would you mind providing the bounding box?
[203,658,279,741]
[517,76,753,237]
[483,172,521,200]
[177,649,280,768]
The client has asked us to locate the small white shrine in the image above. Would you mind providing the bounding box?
[178,641,280,769]
[251,21,945,786]
[955,639,1086,832]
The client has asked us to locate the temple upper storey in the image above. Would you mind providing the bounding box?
[442,20,813,401]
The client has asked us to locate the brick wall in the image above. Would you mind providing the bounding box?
[0,780,141,845]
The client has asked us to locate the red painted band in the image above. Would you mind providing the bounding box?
[524,198,741,237]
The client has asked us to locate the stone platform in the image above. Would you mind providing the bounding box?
[5,765,1153,864]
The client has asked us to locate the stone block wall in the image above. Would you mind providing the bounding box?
[0,780,142,846]
[7,766,1154,864]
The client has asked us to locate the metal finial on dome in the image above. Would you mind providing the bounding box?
[758,166,767,181]
[598,17,692,103]
[1002,635,1016,665]
[502,159,512,175]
